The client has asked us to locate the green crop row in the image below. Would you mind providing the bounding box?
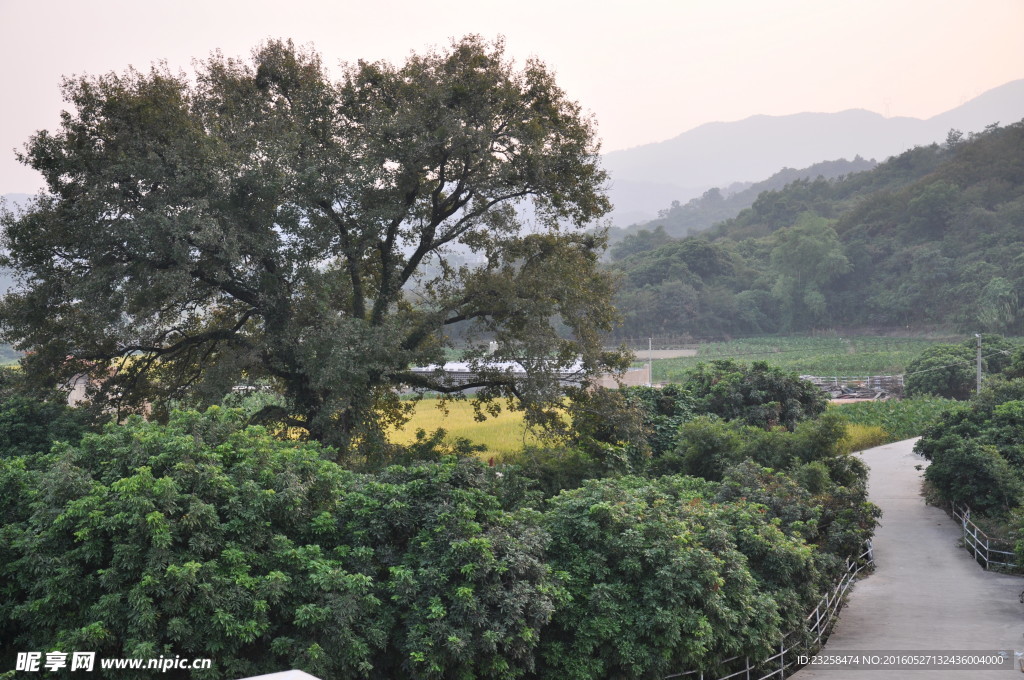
[651,335,964,382]
[831,396,956,441]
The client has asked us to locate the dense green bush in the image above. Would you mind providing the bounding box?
[2,409,375,679]
[715,455,877,562]
[537,475,810,679]
[916,378,1024,516]
[624,384,696,457]
[1,401,881,680]
[653,411,848,481]
[0,394,92,458]
[0,409,560,680]
[682,360,827,430]
[904,335,1015,400]
[564,384,696,474]
[335,461,562,680]
[0,368,95,460]
[496,445,604,500]
[922,436,1024,515]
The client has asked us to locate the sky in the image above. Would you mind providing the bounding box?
[1,0,1022,193]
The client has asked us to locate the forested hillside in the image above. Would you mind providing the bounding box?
[608,156,877,246]
[610,121,1024,339]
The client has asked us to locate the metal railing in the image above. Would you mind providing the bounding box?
[664,543,874,680]
[801,375,904,398]
[951,503,1017,570]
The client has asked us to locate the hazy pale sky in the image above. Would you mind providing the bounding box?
[2,0,1022,193]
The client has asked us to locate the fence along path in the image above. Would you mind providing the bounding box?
[792,438,1023,679]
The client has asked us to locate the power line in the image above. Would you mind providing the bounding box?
[902,349,1013,378]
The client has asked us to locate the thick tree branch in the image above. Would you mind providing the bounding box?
[397,370,517,394]
[317,200,366,318]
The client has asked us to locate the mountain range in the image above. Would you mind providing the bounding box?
[602,78,1024,226]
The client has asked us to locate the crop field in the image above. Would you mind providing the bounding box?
[650,335,965,383]
[389,397,543,454]
[831,396,955,441]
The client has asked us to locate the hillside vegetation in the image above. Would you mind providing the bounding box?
[608,156,877,247]
[611,121,1024,339]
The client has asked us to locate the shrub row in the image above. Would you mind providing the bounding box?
[1,405,876,680]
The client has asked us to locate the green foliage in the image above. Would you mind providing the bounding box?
[922,437,1024,515]
[560,384,696,476]
[562,387,651,474]
[769,213,851,328]
[655,410,851,482]
[716,460,878,569]
[607,158,877,244]
[1004,346,1024,380]
[0,37,623,456]
[538,475,805,679]
[2,408,377,679]
[334,460,562,680]
[0,383,93,460]
[916,378,1024,516]
[682,359,827,430]
[0,409,561,679]
[609,121,1024,338]
[832,396,955,441]
[0,392,888,680]
[625,384,697,457]
[0,394,86,459]
[496,446,605,500]
[609,225,673,260]
[657,415,746,480]
[904,335,1016,399]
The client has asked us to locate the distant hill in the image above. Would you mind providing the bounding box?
[608,119,1024,340]
[602,79,1024,226]
[608,156,877,247]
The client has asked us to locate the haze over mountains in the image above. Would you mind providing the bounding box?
[603,78,1024,226]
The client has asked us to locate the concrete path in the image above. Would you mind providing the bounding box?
[793,438,1023,679]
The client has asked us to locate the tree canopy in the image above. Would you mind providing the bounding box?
[0,37,623,453]
[904,335,1015,400]
[680,359,827,430]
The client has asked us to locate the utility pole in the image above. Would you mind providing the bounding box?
[976,334,983,395]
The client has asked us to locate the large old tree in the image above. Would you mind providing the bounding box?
[0,37,624,452]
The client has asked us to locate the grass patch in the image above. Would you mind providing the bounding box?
[389,397,544,455]
[839,423,890,453]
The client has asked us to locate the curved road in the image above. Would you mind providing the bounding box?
[793,438,1022,678]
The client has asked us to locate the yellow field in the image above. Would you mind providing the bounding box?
[391,398,896,457]
[389,397,544,454]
